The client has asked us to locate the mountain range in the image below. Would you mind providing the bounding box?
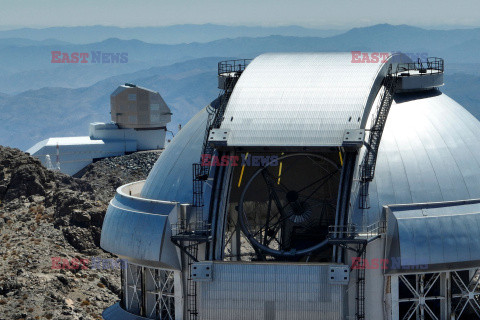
[0,23,479,150]
[0,24,346,44]
[1,24,480,93]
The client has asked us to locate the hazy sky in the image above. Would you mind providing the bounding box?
[0,0,479,29]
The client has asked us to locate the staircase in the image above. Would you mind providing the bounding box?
[359,67,398,209]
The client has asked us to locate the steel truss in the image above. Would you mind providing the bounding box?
[399,273,443,320]
[451,269,480,318]
[390,268,480,320]
[145,269,175,320]
[124,263,176,320]
[125,263,142,314]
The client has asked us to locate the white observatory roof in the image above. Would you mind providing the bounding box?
[27,136,104,154]
[220,52,402,147]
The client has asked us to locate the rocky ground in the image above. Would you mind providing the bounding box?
[0,146,160,320]
[79,151,161,203]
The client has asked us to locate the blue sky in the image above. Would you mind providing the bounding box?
[0,0,479,29]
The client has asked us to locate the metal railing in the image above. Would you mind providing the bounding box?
[361,70,398,182]
[218,59,252,75]
[397,57,444,75]
[171,221,212,238]
[328,220,386,240]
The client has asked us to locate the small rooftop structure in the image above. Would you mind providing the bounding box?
[111,83,172,129]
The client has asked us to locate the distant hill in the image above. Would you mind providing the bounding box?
[443,73,480,120]
[0,92,8,106]
[0,60,161,93]
[0,38,71,47]
[332,24,480,52]
[0,24,346,44]
[447,63,480,76]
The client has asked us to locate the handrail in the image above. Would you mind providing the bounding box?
[396,57,444,75]
[328,220,386,239]
[218,59,252,75]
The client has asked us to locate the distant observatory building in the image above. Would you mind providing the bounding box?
[111,83,171,130]
[100,54,480,320]
[28,84,171,175]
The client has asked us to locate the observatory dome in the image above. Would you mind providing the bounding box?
[101,53,480,320]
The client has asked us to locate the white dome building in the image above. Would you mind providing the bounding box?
[101,53,480,320]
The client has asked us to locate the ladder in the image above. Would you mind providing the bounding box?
[355,246,367,320]
[359,67,398,209]
[186,244,199,320]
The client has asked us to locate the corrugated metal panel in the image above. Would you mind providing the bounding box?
[351,91,480,226]
[220,53,396,147]
[384,199,480,272]
[198,262,345,320]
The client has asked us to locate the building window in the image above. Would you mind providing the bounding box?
[128,94,137,101]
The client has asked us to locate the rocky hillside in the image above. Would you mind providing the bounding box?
[79,151,161,203]
[0,146,160,320]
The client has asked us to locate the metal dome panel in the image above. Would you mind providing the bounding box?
[385,199,480,272]
[220,52,396,147]
[352,91,480,226]
[140,106,209,202]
